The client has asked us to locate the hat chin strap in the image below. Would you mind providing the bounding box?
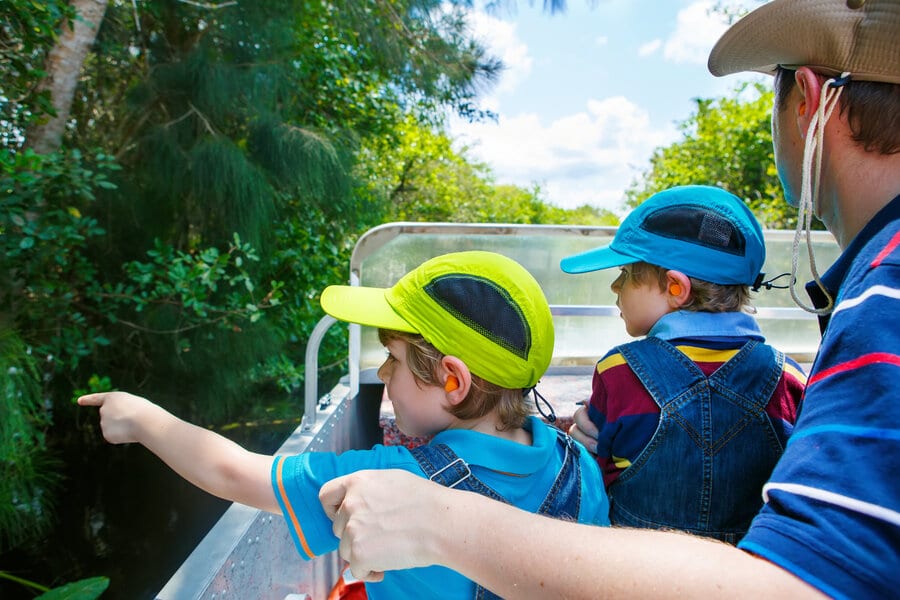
[789,72,850,315]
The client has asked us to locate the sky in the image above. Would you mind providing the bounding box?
[449,0,767,214]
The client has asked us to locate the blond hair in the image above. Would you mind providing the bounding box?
[378,329,530,430]
[626,262,754,313]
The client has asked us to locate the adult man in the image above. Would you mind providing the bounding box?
[319,1,899,597]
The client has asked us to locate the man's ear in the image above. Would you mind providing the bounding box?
[440,356,471,405]
[665,270,692,308]
[795,67,824,138]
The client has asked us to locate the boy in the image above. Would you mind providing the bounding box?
[559,185,806,542]
[79,250,610,600]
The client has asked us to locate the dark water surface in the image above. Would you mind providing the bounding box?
[1,419,298,600]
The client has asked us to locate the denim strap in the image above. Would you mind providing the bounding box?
[618,336,706,409]
[536,429,582,521]
[411,430,583,600]
[618,337,783,412]
[410,443,507,502]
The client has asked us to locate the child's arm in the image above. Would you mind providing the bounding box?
[568,405,599,453]
[78,391,279,514]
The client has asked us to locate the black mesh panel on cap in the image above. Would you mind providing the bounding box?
[640,205,746,256]
[425,274,531,360]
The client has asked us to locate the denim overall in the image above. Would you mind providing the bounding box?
[411,426,582,600]
[610,336,785,543]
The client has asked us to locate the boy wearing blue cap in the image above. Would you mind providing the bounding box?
[560,185,806,542]
[79,250,609,599]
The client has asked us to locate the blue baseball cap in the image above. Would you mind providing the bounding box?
[560,185,765,285]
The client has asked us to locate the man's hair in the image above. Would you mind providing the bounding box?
[627,262,753,313]
[378,329,530,431]
[774,66,900,154]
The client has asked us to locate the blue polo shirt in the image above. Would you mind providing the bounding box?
[739,196,900,599]
[272,415,609,600]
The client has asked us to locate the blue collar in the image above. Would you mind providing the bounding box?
[647,310,764,341]
[431,416,554,475]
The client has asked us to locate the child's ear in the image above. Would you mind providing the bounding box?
[665,270,691,308]
[440,356,471,405]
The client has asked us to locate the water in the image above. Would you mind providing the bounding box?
[0,419,298,600]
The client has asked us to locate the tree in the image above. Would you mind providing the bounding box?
[355,115,619,225]
[0,1,507,560]
[1,0,75,145]
[24,0,109,154]
[1,0,511,423]
[625,82,810,230]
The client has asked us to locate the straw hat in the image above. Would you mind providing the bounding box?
[709,0,900,84]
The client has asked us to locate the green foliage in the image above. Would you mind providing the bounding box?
[0,571,108,599]
[625,82,809,230]
[112,233,283,327]
[45,0,511,420]
[70,374,112,405]
[1,148,116,371]
[259,197,356,396]
[0,328,58,551]
[355,115,620,225]
[541,201,620,226]
[36,576,109,600]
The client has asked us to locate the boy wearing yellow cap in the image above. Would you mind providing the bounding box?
[79,250,609,599]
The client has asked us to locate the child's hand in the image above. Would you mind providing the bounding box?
[78,391,154,445]
[568,405,599,455]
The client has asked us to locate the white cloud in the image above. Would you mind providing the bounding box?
[638,39,662,57]
[449,7,726,213]
[663,1,732,64]
[450,97,678,212]
[466,11,532,98]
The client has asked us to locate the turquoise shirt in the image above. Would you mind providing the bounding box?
[272,415,610,599]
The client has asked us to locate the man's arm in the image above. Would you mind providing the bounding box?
[79,391,278,513]
[321,469,825,599]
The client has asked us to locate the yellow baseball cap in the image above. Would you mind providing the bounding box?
[321,251,554,389]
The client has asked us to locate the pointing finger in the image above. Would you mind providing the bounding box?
[77,393,106,407]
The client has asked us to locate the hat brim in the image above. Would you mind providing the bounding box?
[560,245,639,274]
[708,0,900,85]
[320,285,418,333]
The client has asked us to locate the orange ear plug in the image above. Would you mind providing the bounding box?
[444,375,459,392]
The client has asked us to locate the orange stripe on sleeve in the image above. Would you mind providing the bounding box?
[275,457,316,560]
